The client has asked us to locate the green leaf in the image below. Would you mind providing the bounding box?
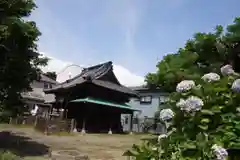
[200,118,210,123]
[182,143,196,149]
[211,105,224,113]
[235,124,240,131]
[201,109,214,115]
[198,125,208,130]
[192,87,203,97]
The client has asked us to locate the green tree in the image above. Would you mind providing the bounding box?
[145,17,240,92]
[125,17,240,160]
[0,0,48,117]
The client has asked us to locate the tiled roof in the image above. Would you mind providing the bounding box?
[44,61,137,96]
[21,88,45,102]
[129,86,148,91]
[92,80,138,96]
[129,86,165,93]
[40,74,58,84]
[21,73,57,103]
[21,88,56,103]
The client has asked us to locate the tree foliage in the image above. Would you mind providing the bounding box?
[145,17,240,92]
[0,0,48,116]
[124,17,240,160]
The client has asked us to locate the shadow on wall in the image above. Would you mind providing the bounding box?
[0,131,49,157]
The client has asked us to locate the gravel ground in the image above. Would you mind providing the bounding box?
[0,125,149,160]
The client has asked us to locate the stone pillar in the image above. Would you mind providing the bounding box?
[108,128,112,134]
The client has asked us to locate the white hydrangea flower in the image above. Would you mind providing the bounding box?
[232,79,240,92]
[176,80,195,92]
[185,96,204,112]
[159,109,174,121]
[176,96,204,113]
[176,99,191,112]
[201,72,220,82]
[221,64,235,76]
[158,134,167,142]
[212,144,228,160]
[176,98,186,108]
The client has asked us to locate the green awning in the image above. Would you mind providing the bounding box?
[70,97,139,111]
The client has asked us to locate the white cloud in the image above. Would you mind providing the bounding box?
[113,64,145,87]
[41,53,144,87]
[30,0,148,73]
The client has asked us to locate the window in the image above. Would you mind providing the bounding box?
[133,116,139,124]
[44,83,49,89]
[44,83,52,89]
[125,116,129,124]
[159,96,169,104]
[140,96,152,104]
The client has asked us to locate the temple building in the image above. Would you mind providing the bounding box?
[44,61,138,133]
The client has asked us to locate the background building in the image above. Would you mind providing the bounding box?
[21,74,58,116]
[122,86,169,133]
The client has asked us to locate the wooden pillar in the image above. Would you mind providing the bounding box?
[70,119,75,132]
[73,118,77,132]
[137,115,140,133]
[22,118,26,125]
[129,113,133,135]
[62,89,73,120]
[81,102,88,134]
[65,109,68,119]
[108,120,112,134]
[34,116,38,127]
[48,105,52,120]
[81,118,86,134]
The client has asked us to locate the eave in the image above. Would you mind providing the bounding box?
[44,61,138,97]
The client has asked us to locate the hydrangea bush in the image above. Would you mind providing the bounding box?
[124,65,240,160]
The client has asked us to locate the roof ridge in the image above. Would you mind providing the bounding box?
[93,62,112,79]
[62,69,85,84]
[58,61,112,85]
[83,61,112,71]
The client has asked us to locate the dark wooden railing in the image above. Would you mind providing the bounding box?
[35,117,72,134]
[10,116,36,126]
[10,116,74,135]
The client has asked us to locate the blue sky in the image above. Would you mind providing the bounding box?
[32,0,240,85]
